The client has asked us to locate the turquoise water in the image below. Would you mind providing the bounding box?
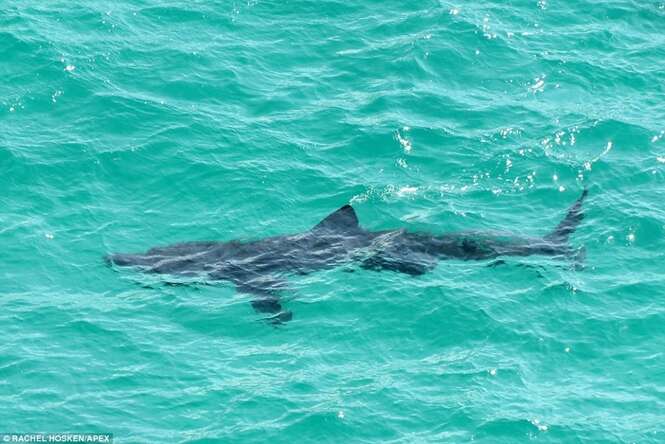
[2,1,664,442]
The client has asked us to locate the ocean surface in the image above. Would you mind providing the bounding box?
[2,1,664,442]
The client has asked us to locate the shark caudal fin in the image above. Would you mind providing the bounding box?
[545,188,589,245]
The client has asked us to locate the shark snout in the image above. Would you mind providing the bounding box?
[105,253,140,267]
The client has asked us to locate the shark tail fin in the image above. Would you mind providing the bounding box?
[545,188,589,245]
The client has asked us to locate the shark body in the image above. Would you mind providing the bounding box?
[107,189,588,323]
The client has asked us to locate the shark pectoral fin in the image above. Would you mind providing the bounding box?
[234,276,293,324]
[250,297,293,325]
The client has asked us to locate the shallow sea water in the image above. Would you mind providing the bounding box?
[1,1,665,442]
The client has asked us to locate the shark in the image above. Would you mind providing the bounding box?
[106,189,588,323]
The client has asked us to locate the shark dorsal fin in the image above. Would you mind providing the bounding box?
[312,205,360,233]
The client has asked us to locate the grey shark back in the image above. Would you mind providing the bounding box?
[106,190,589,324]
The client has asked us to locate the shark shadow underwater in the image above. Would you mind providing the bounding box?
[106,189,588,324]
